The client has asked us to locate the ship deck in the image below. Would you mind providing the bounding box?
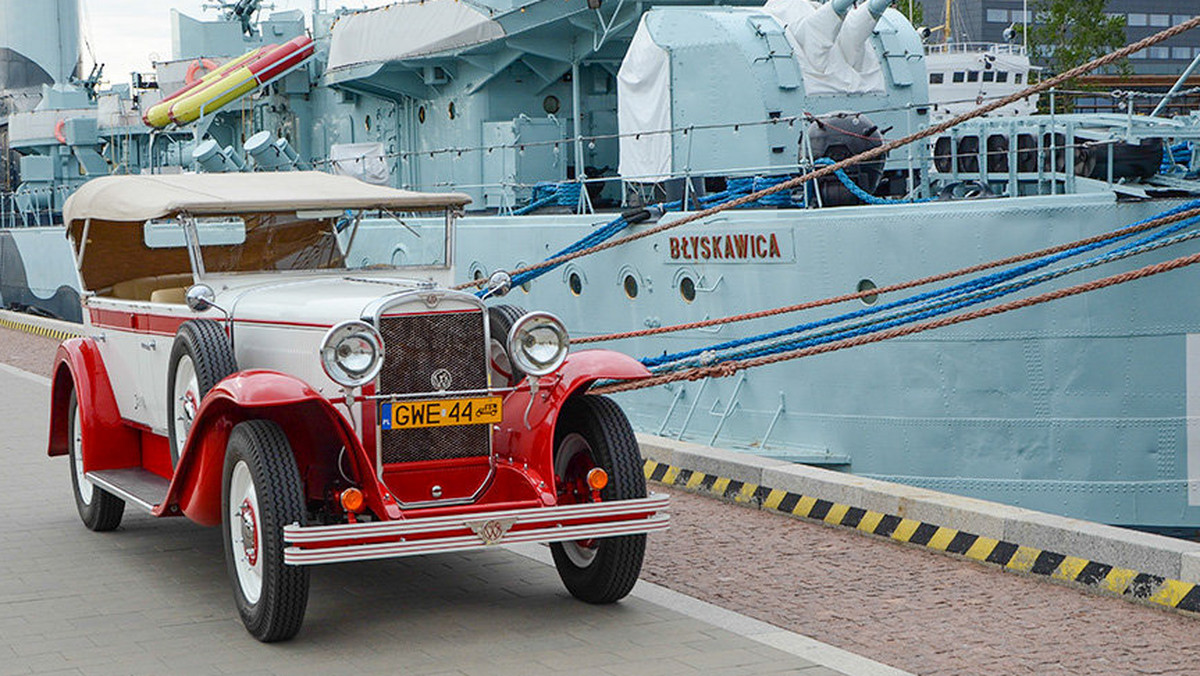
[1,316,1196,675]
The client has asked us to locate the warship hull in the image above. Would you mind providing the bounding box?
[437,192,1200,530]
[4,187,1200,529]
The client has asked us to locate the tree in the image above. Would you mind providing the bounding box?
[902,0,924,29]
[1028,0,1128,109]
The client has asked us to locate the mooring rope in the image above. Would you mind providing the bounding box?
[648,217,1200,372]
[455,15,1200,292]
[592,248,1200,395]
[572,206,1200,344]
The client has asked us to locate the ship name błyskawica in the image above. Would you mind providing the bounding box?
[5,0,1200,532]
[667,233,789,262]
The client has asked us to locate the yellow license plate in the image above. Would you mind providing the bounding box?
[380,396,503,431]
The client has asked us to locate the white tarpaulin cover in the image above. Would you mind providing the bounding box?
[328,1,505,70]
[62,172,471,224]
[330,143,391,185]
[762,0,884,95]
[617,16,672,182]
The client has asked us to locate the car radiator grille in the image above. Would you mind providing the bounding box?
[377,310,491,464]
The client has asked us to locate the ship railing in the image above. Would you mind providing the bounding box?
[309,86,1186,177]
[0,184,74,229]
[401,126,1134,213]
[380,111,1191,211]
[1049,86,1200,118]
[926,42,1028,57]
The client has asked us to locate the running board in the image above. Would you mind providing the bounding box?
[86,469,170,513]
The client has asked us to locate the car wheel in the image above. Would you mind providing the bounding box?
[222,420,309,642]
[487,304,527,386]
[550,395,647,604]
[168,320,236,466]
[67,389,125,531]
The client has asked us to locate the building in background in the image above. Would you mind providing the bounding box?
[914,0,1200,75]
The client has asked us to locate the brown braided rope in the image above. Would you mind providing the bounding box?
[592,249,1200,395]
[572,207,1200,344]
[455,15,1200,293]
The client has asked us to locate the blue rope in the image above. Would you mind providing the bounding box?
[488,175,804,295]
[725,176,801,207]
[813,158,935,205]
[643,199,1200,370]
[708,222,1200,367]
[513,181,585,215]
[503,216,632,291]
[490,166,918,297]
[1162,141,1194,175]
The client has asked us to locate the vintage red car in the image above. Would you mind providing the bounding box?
[47,172,668,641]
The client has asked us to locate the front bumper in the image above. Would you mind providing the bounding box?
[283,493,670,565]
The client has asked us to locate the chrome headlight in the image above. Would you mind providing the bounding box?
[507,312,569,378]
[320,320,385,387]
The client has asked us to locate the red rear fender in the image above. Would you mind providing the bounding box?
[162,370,397,526]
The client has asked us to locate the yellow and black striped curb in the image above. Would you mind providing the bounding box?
[0,314,85,342]
[643,458,1200,615]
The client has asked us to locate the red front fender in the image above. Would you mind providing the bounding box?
[161,369,397,526]
[494,349,649,488]
[48,338,140,472]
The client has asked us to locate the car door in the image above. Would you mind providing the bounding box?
[86,297,159,430]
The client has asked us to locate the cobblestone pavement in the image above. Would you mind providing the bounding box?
[0,325,59,377]
[8,325,1200,674]
[0,326,876,676]
[641,487,1200,675]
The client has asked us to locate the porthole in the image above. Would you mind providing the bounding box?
[543,95,561,115]
[515,263,532,293]
[679,276,696,303]
[418,106,426,124]
[569,272,583,296]
[623,274,639,299]
[448,101,456,120]
[857,279,878,305]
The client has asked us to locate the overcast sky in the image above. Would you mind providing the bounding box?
[83,1,394,84]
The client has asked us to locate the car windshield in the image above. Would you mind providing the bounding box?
[145,209,448,274]
[197,212,347,273]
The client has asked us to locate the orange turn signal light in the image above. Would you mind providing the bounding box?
[340,487,365,513]
[587,468,609,491]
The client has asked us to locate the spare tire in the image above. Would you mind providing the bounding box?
[167,319,237,466]
[488,305,527,387]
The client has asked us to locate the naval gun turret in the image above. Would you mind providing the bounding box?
[618,0,927,202]
[1,0,107,226]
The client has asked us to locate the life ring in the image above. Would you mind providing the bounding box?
[54,119,67,144]
[185,58,219,85]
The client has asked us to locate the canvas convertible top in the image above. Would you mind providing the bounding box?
[62,172,471,224]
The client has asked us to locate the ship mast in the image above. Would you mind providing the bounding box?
[944,0,952,42]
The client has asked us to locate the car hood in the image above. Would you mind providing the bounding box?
[222,275,472,328]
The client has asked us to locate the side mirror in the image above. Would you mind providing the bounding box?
[185,284,218,312]
[481,270,512,299]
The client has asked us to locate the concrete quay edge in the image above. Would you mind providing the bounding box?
[0,308,85,341]
[637,432,1200,614]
